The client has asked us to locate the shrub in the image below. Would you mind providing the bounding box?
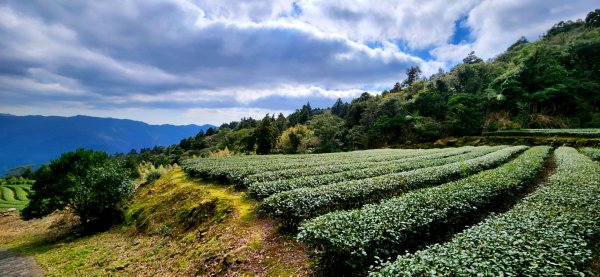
[22,149,133,231]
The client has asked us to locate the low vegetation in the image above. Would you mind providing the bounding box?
[247,146,500,199]
[258,146,526,225]
[298,146,550,270]
[582,147,600,160]
[371,147,600,276]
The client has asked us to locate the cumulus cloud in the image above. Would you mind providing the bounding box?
[430,0,594,64]
[296,0,481,48]
[466,0,593,59]
[0,0,596,125]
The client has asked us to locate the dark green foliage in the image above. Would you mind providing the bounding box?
[331,98,349,118]
[402,66,421,87]
[585,9,600,27]
[507,36,529,51]
[311,111,345,152]
[462,51,484,64]
[446,93,484,135]
[5,165,34,178]
[22,149,133,231]
[274,113,288,132]
[259,146,526,226]
[545,20,584,37]
[288,103,313,126]
[254,114,279,155]
[298,146,549,270]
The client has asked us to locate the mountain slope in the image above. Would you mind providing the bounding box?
[0,114,214,174]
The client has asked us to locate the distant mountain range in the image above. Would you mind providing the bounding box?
[0,114,214,175]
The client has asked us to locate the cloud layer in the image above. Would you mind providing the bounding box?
[0,0,595,125]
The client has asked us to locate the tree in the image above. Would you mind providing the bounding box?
[585,9,600,27]
[390,82,402,93]
[331,98,349,118]
[446,93,484,136]
[276,124,316,154]
[288,102,312,125]
[368,114,406,146]
[5,165,34,178]
[507,36,529,51]
[237,117,257,129]
[346,92,375,127]
[22,149,133,231]
[402,66,422,87]
[205,127,216,136]
[463,51,484,64]
[546,20,584,37]
[310,111,345,152]
[254,114,279,154]
[347,126,367,151]
[226,128,255,154]
[274,113,288,132]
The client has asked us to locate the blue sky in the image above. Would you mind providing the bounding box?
[0,1,596,125]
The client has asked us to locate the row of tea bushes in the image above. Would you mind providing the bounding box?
[259,146,527,225]
[248,146,504,200]
[372,147,600,276]
[298,146,550,269]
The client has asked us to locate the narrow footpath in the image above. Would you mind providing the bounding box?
[0,249,43,277]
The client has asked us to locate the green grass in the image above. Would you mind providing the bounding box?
[2,167,310,276]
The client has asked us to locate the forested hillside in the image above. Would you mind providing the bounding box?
[138,9,598,162]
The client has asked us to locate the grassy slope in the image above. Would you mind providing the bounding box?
[0,168,310,276]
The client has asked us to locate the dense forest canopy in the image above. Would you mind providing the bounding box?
[117,9,600,165]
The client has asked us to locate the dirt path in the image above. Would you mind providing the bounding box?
[0,248,43,277]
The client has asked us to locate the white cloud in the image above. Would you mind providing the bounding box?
[181,107,292,125]
[0,0,597,125]
[434,0,594,63]
[295,0,480,48]
[430,44,473,65]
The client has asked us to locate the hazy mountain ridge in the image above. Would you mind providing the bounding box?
[0,114,214,174]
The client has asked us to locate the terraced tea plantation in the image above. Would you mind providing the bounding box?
[182,146,600,275]
[0,177,34,210]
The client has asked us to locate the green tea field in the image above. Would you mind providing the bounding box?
[0,178,34,211]
[182,145,600,275]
